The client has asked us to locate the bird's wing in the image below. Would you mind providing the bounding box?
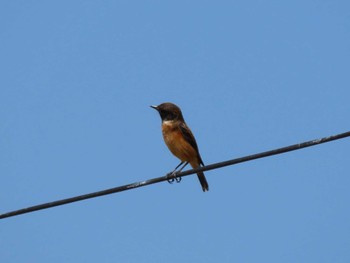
[179,122,204,166]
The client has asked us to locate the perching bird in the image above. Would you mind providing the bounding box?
[151,102,209,192]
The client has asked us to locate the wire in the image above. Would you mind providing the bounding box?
[1,130,349,220]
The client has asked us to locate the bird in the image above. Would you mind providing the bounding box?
[151,102,209,192]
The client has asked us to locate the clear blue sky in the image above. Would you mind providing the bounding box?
[1,1,349,262]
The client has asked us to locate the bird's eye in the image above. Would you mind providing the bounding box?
[166,112,176,120]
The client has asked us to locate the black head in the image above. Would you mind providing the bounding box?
[150,102,185,122]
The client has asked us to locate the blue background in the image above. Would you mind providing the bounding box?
[1,1,349,262]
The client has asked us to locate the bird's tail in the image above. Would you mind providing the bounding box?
[197,171,209,192]
[190,161,209,192]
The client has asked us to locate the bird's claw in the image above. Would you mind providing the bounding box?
[166,171,182,184]
[167,177,175,184]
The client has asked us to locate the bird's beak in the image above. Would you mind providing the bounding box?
[150,105,158,111]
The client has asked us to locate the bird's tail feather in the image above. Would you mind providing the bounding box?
[197,171,209,192]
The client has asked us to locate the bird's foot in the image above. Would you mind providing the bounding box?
[175,176,182,183]
[166,171,182,184]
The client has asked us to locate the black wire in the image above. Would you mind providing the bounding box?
[1,130,349,220]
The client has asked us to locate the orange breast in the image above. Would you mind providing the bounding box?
[161,121,197,163]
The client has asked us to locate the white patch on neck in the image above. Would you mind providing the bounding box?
[162,120,175,125]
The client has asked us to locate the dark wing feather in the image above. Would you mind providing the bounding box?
[179,122,204,165]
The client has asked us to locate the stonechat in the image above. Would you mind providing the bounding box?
[151,102,209,192]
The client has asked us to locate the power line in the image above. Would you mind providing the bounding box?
[1,130,349,220]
